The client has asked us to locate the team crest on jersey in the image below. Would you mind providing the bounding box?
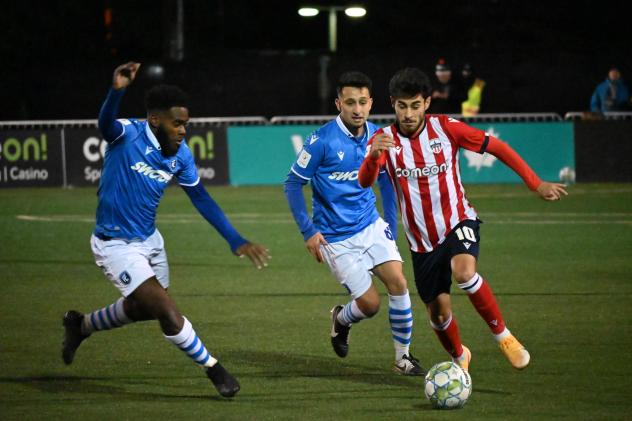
[429,138,442,154]
[119,271,131,285]
[170,159,177,170]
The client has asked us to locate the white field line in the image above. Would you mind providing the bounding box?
[467,187,632,199]
[15,213,632,225]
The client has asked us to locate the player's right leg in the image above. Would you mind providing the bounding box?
[62,234,159,365]
[321,242,377,358]
[411,248,471,371]
[425,294,470,371]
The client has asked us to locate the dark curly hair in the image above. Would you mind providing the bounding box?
[389,68,432,99]
[144,84,189,112]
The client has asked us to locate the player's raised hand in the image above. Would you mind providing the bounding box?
[368,133,395,159]
[236,242,271,269]
[305,232,328,263]
[112,62,141,90]
[536,182,568,201]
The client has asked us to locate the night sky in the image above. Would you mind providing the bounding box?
[2,0,630,119]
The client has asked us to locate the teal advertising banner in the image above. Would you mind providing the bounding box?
[464,122,574,184]
[228,122,574,185]
[228,125,319,185]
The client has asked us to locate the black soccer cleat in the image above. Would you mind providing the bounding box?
[206,362,241,398]
[393,353,426,376]
[62,310,90,365]
[330,305,351,358]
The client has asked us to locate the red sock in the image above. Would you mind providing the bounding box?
[461,274,506,335]
[431,315,464,358]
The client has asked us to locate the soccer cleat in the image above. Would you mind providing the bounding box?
[453,345,472,372]
[393,353,426,376]
[206,362,241,398]
[330,305,351,358]
[62,311,90,365]
[499,334,530,370]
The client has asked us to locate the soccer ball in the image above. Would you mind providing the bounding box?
[424,361,472,409]
[558,166,576,184]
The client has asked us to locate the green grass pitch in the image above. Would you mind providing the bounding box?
[1,184,631,420]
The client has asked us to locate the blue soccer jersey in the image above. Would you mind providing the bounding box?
[290,116,380,242]
[94,118,199,241]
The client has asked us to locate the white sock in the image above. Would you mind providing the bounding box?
[336,300,367,326]
[493,327,511,342]
[164,317,217,368]
[81,297,133,335]
[389,291,413,360]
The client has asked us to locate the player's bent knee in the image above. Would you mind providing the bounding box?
[356,294,380,317]
[453,266,476,284]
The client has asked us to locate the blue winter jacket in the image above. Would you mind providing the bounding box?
[590,78,630,112]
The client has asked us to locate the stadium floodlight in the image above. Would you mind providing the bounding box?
[344,7,366,17]
[297,5,366,52]
[298,7,319,17]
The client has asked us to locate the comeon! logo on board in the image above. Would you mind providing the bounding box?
[0,134,50,182]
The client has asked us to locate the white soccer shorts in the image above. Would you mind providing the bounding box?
[320,217,402,299]
[90,229,169,297]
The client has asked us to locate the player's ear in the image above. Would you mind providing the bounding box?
[424,96,432,111]
[335,97,341,112]
[147,112,160,128]
[390,96,396,109]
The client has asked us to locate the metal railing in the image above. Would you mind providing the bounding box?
[0,116,268,129]
[564,111,632,121]
[7,111,632,128]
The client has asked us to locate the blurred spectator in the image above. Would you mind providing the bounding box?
[430,59,461,114]
[590,67,630,112]
[459,63,486,116]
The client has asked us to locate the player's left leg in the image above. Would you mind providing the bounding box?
[451,253,530,370]
[368,218,424,375]
[372,261,425,376]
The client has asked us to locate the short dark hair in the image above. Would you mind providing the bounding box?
[336,71,372,96]
[389,67,432,99]
[145,84,189,112]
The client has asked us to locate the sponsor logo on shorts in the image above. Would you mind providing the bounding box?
[119,271,131,285]
[328,170,358,181]
[394,164,448,178]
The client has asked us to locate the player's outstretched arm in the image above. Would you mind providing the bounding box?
[484,137,568,201]
[536,182,568,201]
[98,62,141,143]
[181,183,270,269]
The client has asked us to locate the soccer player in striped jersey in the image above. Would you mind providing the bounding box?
[359,67,567,371]
[284,72,425,375]
[61,62,270,398]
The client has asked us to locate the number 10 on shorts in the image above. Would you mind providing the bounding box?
[455,226,477,242]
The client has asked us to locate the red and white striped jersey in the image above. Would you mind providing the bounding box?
[375,115,489,253]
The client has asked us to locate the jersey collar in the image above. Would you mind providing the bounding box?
[336,115,369,142]
[144,121,162,151]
